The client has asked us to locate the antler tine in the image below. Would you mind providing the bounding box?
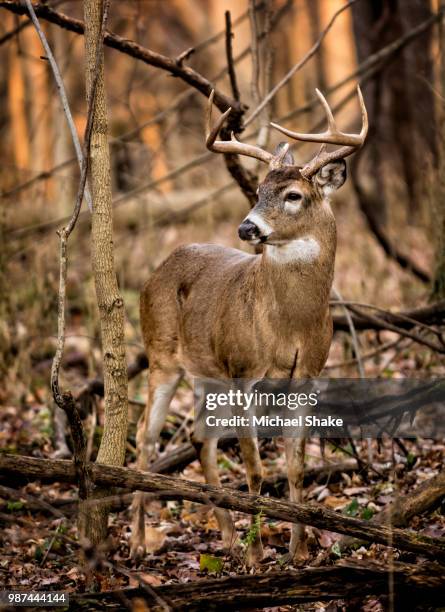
[270,86,368,179]
[356,84,368,140]
[315,88,336,131]
[270,86,368,147]
[205,89,273,164]
[206,90,232,149]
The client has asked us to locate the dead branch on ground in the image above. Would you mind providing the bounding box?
[1,453,445,561]
[69,561,445,610]
[337,468,445,553]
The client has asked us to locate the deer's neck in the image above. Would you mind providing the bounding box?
[256,224,336,319]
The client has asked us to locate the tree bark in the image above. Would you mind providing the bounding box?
[83,0,128,544]
[1,454,445,562]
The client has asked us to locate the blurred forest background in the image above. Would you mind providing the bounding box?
[1,0,445,607]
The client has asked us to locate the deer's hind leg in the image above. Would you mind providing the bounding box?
[130,365,183,558]
[192,436,237,552]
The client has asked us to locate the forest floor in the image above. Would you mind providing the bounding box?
[1,384,444,611]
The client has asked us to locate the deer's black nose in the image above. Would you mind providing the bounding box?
[238,220,259,241]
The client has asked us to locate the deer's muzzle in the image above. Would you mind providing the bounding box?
[238,220,260,241]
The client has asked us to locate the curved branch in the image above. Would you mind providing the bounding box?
[332,300,445,331]
[0,0,244,116]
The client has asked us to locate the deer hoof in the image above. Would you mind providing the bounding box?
[280,542,309,566]
[130,540,146,560]
[246,540,264,567]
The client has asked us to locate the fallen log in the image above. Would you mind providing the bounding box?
[1,453,444,561]
[149,438,234,475]
[0,460,365,516]
[375,469,445,526]
[69,561,444,611]
[338,468,445,552]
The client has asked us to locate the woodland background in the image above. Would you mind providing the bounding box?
[0,0,445,610]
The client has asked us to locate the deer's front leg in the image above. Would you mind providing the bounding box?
[284,436,308,562]
[238,436,264,565]
[130,369,182,559]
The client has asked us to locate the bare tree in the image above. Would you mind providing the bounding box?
[351,0,436,221]
[83,0,128,544]
[432,0,445,299]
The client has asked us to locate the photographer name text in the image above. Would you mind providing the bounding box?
[205,414,343,428]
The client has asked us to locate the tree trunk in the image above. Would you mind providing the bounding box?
[351,0,436,222]
[7,22,30,177]
[52,24,74,217]
[83,0,128,544]
[305,0,326,92]
[432,0,445,300]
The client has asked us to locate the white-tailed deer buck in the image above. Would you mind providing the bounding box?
[131,87,368,564]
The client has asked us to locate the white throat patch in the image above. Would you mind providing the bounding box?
[266,236,320,265]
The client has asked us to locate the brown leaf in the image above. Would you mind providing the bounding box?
[139,573,162,586]
[323,496,349,510]
[144,526,166,553]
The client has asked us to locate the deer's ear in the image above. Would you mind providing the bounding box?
[315,160,346,195]
[272,142,294,166]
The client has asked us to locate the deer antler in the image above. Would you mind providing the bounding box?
[270,86,368,179]
[206,90,274,165]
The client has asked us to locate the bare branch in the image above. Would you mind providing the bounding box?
[256,41,274,150]
[332,288,365,377]
[248,0,261,108]
[325,339,402,371]
[7,14,442,253]
[3,3,437,206]
[23,0,93,212]
[331,300,444,340]
[224,11,240,102]
[1,0,291,204]
[333,304,445,353]
[277,9,442,128]
[23,0,111,501]
[0,0,67,47]
[245,0,360,127]
[350,151,431,284]
[0,19,30,46]
[0,0,243,115]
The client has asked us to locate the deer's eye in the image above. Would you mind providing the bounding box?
[286,192,302,201]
